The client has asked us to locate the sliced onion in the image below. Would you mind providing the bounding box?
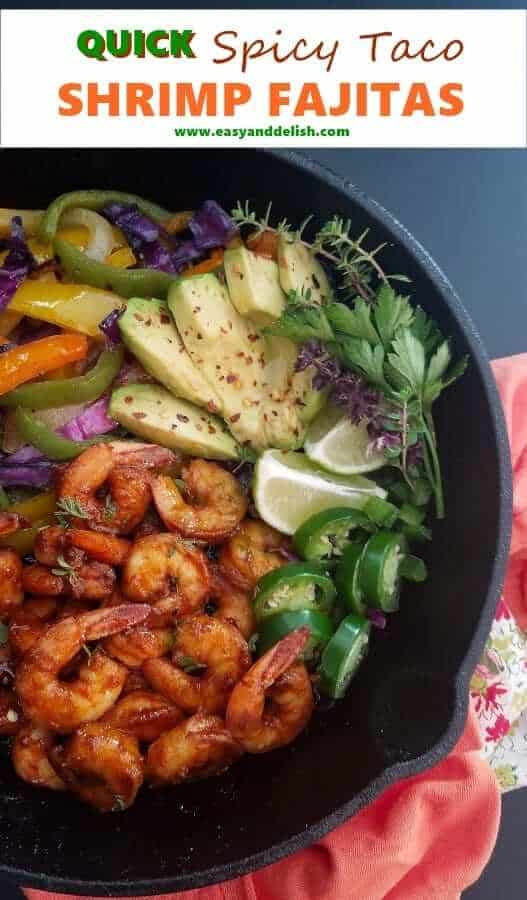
[61,208,115,262]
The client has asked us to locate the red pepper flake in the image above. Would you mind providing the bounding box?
[207,401,219,414]
[245,356,253,365]
[236,351,245,358]
[226,374,238,384]
[177,413,189,423]
[197,333,203,341]
[133,314,144,322]
[160,313,170,324]
[192,306,201,313]
[124,396,134,404]
[132,412,146,420]
[248,334,259,342]
[208,425,217,434]
[145,319,152,327]
[230,413,241,423]
[220,327,228,335]
[228,321,233,330]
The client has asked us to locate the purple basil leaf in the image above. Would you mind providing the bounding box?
[367,608,387,629]
[99,308,123,348]
[188,200,236,250]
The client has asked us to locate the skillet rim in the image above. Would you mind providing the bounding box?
[1,148,512,896]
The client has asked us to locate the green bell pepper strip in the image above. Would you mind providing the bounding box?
[0,621,7,644]
[253,562,337,622]
[39,190,171,242]
[0,486,9,511]
[14,408,114,461]
[335,542,368,616]
[256,610,335,663]
[318,614,370,699]
[398,503,425,527]
[0,348,124,409]
[400,554,428,582]
[401,522,432,543]
[54,239,177,300]
[293,507,373,561]
[359,531,405,613]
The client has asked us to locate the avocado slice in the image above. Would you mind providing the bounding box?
[168,274,268,448]
[118,298,220,413]
[109,383,238,460]
[224,246,286,324]
[278,237,331,304]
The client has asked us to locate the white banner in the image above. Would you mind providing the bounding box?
[1,9,525,147]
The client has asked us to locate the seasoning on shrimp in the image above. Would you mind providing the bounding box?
[219,519,290,589]
[121,533,211,615]
[145,714,243,787]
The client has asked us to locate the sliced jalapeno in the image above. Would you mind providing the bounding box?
[253,562,336,622]
[256,609,335,663]
[318,614,370,699]
[359,531,405,613]
[335,542,368,616]
[293,506,372,561]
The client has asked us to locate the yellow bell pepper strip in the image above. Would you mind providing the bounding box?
[0,492,57,555]
[27,226,89,264]
[0,310,23,336]
[54,238,176,300]
[0,209,43,237]
[14,407,112,461]
[0,334,88,397]
[39,191,170,243]
[9,281,124,338]
[0,347,123,409]
[105,246,136,268]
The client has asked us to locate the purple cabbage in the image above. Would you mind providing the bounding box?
[101,200,235,275]
[99,308,123,348]
[0,216,36,311]
[8,445,44,464]
[60,397,117,442]
[0,463,55,488]
[367,609,387,630]
[188,200,237,250]
[102,204,159,245]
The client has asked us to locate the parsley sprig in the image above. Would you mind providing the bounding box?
[266,283,467,518]
[55,497,89,528]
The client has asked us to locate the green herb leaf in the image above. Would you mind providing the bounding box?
[426,340,451,385]
[326,300,379,343]
[237,445,258,464]
[0,622,8,645]
[264,304,334,343]
[374,284,414,346]
[55,496,89,528]
[339,336,386,387]
[176,654,206,675]
[410,307,443,354]
[387,328,426,393]
[51,553,78,582]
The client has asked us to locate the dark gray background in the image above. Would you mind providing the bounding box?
[1,149,525,899]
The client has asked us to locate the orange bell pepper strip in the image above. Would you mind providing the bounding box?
[183,248,224,277]
[247,230,278,260]
[0,334,88,397]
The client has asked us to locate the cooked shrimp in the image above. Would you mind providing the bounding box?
[0,511,28,536]
[106,440,179,471]
[65,529,131,566]
[145,714,243,787]
[8,596,58,658]
[0,686,20,735]
[23,556,116,601]
[151,460,247,543]
[102,690,183,742]
[0,548,24,620]
[219,520,291,590]
[55,723,143,812]
[16,604,150,732]
[12,723,65,791]
[206,571,255,639]
[34,525,68,566]
[58,444,151,535]
[143,614,250,715]
[226,628,313,753]
[122,533,210,615]
[103,623,173,669]
[122,669,150,696]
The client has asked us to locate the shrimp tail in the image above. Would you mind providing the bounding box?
[107,441,179,470]
[258,627,310,690]
[82,604,152,641]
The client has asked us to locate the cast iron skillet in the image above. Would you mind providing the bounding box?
[0,149,511,897]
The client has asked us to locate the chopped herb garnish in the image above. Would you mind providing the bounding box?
[51,553,79,583]
[176,654,206,675]
[55,496,89,528]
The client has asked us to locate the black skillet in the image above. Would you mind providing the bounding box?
[0,149,511,896]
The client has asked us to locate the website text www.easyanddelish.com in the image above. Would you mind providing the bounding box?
[173,124,351,139]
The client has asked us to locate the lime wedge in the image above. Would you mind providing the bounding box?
[253,449,386,534]
[304,405,386,475]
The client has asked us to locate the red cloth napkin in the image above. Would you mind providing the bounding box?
[28,352,527,900]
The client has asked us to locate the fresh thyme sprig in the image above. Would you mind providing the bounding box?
[51,553,79,584]
[231,201,409,301]
[55,497,89,528]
